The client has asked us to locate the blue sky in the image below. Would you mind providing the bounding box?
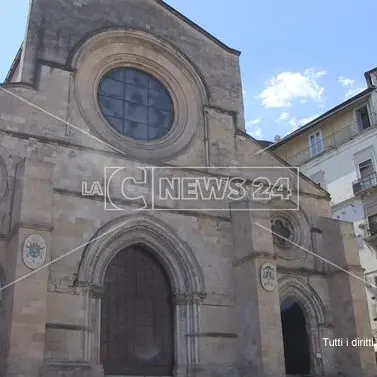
[1,0,375,141]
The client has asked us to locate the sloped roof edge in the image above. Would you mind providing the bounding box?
[154,0,241,56]
[3,46,22,84]
[270,87,375,149]
[237,130,331,198]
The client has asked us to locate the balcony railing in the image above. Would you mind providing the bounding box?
[372,303,377,321]
[352,172,377,195]
[371,223,377,238]
[360,220,377,244]
[367,222,377,239]
[284,112,377,166]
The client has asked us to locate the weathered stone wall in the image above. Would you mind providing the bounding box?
[20,0,245,132]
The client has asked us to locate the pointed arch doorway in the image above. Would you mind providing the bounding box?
[100,244,174,376]
[280,297,311,375]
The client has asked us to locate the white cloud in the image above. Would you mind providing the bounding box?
[298,114,320,126]
[310,69,327,78]
[276,111,319,131]
[258,69,326,108]
[245,118,263,138]
[278,112,290,121]
[289,118,298,129]
[338,75,365,99]
[287,114,320,130]
[246,117,262,127]
[345,87,364,99]
[338,76,355,87]
[243,89,248,97]
[249,127,263,139]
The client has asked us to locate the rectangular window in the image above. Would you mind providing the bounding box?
[372,303,377,321]
[309,131,324,156]
[356,106,371,130]
[359,159,374,179]
[309,171,325,189]
[369,214,377,236]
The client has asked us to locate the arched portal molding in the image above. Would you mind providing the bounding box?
[279,276,330,376]
[279,276,327,326]
[76,214,206,376]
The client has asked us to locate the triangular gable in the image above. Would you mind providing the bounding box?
[236,131,331,199]
[153,0,240,56]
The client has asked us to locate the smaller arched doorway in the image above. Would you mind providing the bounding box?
[280,297,310,375]
[100,245,174,376]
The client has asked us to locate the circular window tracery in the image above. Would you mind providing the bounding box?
[73,30,206,160]
[271,217,295,249]
[98,68,174,141]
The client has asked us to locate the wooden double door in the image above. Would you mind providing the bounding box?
[100,245,174,376]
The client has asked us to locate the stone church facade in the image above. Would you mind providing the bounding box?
[0,1,376,376]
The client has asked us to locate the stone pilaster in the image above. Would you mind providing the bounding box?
[5,158,54,377]
[316,217,377,377]
[230,201,285,377]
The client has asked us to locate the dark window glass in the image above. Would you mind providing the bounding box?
[369,214,377,236]
[356,106,371,130]
[271,218,294,248]
[98,68,174,141]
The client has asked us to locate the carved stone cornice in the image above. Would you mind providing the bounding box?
[90,284,105,299]
[173,291,207,305]
[232,251,277,267]
[46,323,90,332]
[71,283,104,298]
[329,264,364,275]
[311,227,323,234]
[7,221,54,240]
[277,265,327,277]
[186,332,238,338]
[318,322,334,329]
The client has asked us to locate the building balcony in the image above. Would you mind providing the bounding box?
[353,172,377,196]
[365,284,377,321]
[366,279,377,294]
[367,223,377,240]
[361,221,377,246]
[285,112,377,166]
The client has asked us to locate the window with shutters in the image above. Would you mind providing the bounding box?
[309,130,324,156]
[359,159,374,179]
[368,214,377,237]
[355,105,371,131]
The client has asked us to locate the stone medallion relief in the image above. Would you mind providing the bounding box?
[23,234,47,270]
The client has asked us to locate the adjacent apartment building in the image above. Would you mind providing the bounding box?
[271,67,377,339]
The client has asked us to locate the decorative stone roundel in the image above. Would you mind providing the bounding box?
[23,234,47,270]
